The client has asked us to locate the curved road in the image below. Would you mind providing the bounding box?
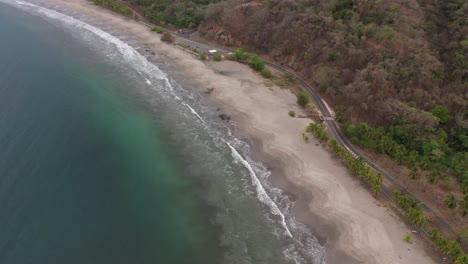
[117,0,455,236]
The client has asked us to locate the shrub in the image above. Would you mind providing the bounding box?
[302,133,309,142]
[261,68,272,78]
[213,53,222,61]
[199,52,207,60]
[443,176,454,189]
[289,110,296,117]
[306,103,316,112]
[274,80,286,87]
[152,26,164,33]
[329,51,337,61]
[404,233,413,244]
[297,91,310,107]
[234,48,250,60]
[178,42,189,48]
[284,72,298,83]
[161,32,175,43]
[249,55,265,71]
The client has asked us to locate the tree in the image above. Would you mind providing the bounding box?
[408,166,420,180]
[249,55,265,71]
[455,254,468,264]
[431,105,452,124]
[234,48,249,60]
[460,180,468,194]
[445,194,457,209]
[371,172,383,195]
[297,91,310,107]
[427,169,440,185]
[199,52,207,60]
[460,199,468,217]
[446,240,462,259]
[213,53,222,61]
[408,207,426,228]
[429,228,441,243]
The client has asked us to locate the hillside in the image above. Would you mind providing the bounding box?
[130,0,467,188]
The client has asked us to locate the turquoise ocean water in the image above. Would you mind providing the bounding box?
[0,1,325,263]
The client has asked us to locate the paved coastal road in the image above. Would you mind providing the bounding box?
[117,1,454,236]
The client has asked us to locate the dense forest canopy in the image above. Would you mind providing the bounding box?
[130,0,467,181]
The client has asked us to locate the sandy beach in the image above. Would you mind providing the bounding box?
[36,0,438,263]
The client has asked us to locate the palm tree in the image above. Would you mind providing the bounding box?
[455,254,468,264]
[460,180,468,194]
[408,166,420,180]
[408,207,426,228]
[336,146,346,158]
[446,240,462,259]
[419,158,431,170]
[374,172,383,185]
[460,199,468,217]
[427,169,440,185]
[428,228,441,243]
[445,194,457,209]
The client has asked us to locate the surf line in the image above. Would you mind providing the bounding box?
[225,140,293,238]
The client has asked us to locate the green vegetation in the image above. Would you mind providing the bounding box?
[428,228,468,263]
[445,194,457,209]
[392,190,426,228]
[283,72,298,83]
[328,51,337,61]
[160,32,175,43]
[234,48,250,61]
[152,26,164,33]
[443,176,454,190]
[302,133,309,142]
[178,42,190,48]
[249,56,265,71]
[307,124,383,196]
[261,68,272,78]
[274,80,286,88]
[404,233,413,244]
[213,53,222,61]
[460,196,468,217]
[199,52,207,60]
[341,107,467,185]
[130,0,220,28]
[297,91,309,107]
[94,0,132,16]
[288,110,296,117]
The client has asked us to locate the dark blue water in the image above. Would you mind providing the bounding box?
[0,4,221,264]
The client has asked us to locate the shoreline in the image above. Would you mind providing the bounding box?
[31,1,438,263]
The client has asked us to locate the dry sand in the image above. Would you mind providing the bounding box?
[36,0,438,263]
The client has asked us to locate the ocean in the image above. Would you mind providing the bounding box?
[0,1,325,263]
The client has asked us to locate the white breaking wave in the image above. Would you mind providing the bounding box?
[182,102,204,122]
[225,140,293,238]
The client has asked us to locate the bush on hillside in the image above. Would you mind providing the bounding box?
[152,26,164,33]
[213,53,222,61]
[297,91,310,107]
[249,56,265,71]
